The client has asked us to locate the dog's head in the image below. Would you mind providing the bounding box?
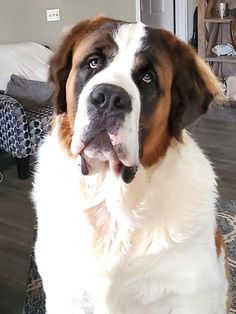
[49,17,223,183]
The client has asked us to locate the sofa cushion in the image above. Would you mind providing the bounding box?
[0,42,52,90]
[5,74,54,108]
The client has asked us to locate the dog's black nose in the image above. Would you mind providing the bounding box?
[90,84,132,113]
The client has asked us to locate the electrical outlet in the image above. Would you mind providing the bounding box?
[46,9,60,22]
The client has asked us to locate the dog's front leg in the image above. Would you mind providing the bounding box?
[89,276,116,314]
[93,305,122,314]
[92,290,117,314]
[44,286,91,314]
[170,292,227,314]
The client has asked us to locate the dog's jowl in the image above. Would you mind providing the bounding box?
[33,17,229,314]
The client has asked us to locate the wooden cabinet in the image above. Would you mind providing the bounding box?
[198,0,236,77]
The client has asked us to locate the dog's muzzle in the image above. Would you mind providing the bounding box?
[71,84,138,183]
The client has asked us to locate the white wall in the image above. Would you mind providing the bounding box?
[0,0,211,49]
[139,0,197,42]
[0,0,136,49]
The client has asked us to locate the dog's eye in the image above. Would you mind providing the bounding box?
[89,56,101,69]
[142,72,153,84]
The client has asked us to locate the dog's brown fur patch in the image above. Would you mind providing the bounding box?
[141,56,173,167]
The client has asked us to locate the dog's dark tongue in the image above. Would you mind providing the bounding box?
[80,155,137,183]
[81,155,89,175]
[121,164,138,184]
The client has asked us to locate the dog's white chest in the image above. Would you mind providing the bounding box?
[33,131,227,314]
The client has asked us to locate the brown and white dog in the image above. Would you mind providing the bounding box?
[33,17,229,314]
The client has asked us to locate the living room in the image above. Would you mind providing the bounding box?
[0,1,235,314]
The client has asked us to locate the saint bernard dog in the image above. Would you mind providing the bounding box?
[33,17,230,314]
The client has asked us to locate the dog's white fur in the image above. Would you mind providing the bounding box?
[33,119,228,314]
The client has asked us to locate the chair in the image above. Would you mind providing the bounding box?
[0,93,52,179]
[0,42,53,178]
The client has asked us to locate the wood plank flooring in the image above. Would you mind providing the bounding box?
[0,103,235,314]
[188,104,236,200]
[0,154,34,314]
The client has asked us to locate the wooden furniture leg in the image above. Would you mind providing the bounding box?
[15,156,30,180]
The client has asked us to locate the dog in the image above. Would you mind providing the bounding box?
[33,17,230,314]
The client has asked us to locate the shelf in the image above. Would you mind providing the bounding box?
[198,0,236,76]
[204,17,235,23]
[205,55,236,63]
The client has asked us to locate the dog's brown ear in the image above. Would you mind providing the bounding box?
[165,31,225,140]
[49,20,91,114]
[49,16,118,114]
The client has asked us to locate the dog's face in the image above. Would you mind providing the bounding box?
[50,17,223,183]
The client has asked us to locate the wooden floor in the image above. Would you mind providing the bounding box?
[188,104,236,200]
[0,104,235,314]
[0,154,34,314]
